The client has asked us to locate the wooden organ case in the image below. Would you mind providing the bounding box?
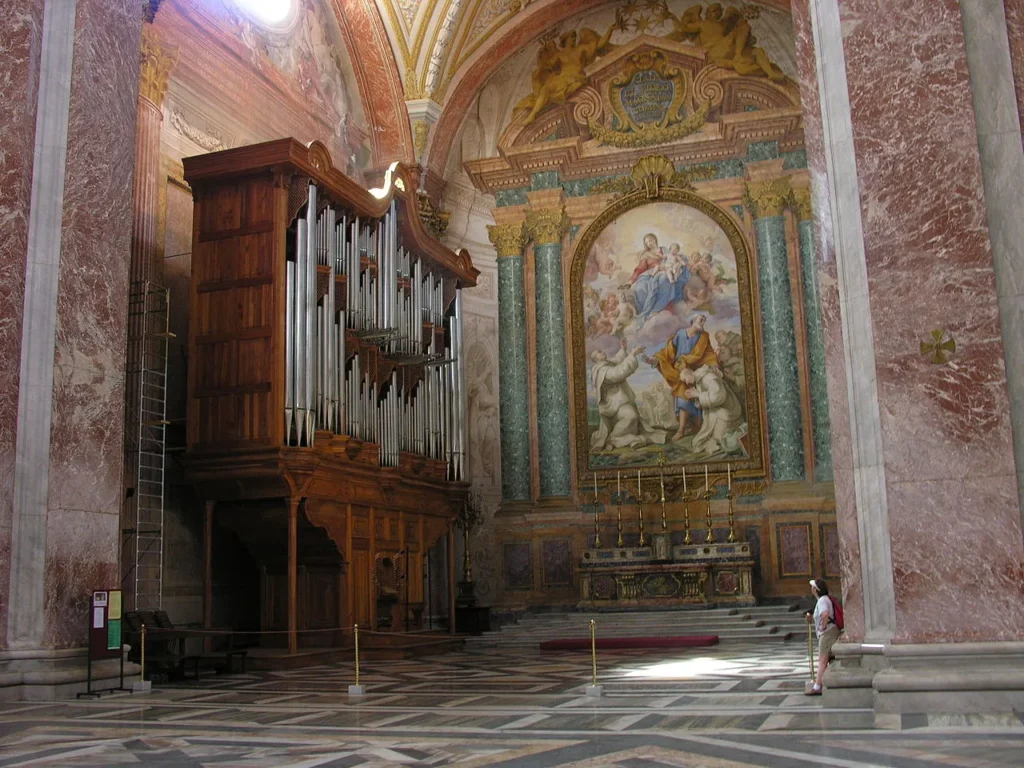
[182,140,477,653]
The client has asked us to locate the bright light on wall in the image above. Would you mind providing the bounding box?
[234,0,294,25]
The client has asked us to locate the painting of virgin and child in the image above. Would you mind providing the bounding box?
[578,201,753,470]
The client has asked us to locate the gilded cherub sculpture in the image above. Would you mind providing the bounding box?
[668,3,786,81]
[515,25,615,124]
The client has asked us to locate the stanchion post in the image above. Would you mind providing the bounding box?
[806,621,815,680]
[585,619,602,697]
[132,623,152,693]
[348,624,366,696]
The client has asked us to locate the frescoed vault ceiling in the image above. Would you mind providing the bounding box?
[372,0,791,102]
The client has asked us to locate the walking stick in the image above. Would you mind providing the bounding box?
[806,621,815,680]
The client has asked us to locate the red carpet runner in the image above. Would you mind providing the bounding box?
[539,635,719,651]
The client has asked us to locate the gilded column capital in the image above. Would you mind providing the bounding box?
[487,221,528,258]
[139,25,178,107]
[744,177,792,219]
[525,206,570,246]
[790,186,813,221]
[412,120,430,160]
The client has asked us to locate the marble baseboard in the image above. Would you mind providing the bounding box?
[824,640,1024,715]
[0,646,140,701]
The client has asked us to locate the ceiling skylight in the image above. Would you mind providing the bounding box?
[233,0,295,27]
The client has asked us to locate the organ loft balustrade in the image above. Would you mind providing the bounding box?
[181,139,477,656]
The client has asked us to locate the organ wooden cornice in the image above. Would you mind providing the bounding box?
[183,138,477,286]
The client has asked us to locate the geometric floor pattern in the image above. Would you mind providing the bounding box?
[1,642,1022,766]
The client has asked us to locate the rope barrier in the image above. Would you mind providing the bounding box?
[129,624,439,637]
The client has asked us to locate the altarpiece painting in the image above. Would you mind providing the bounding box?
[570,190,765,478]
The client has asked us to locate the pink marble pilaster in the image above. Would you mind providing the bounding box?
[131,27,175,285]
[0,0,44,651]
[836,0,1024,642]
[44,0,142,648]
[1003,0,1024,143]
[790,0,866,642]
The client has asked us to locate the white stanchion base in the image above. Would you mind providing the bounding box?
[348,684,367,696]
[585,685,603,697]
[132,680,152,694]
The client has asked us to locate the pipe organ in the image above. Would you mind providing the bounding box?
[284,173,468,479]
[182,139,477,653]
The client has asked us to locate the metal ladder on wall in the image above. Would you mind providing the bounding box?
[120,282,173,612]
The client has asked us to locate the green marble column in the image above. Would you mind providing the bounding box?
[526,207,572,498]
[487,222,531,501]
[746,179,805,481]
[793,189,833,481]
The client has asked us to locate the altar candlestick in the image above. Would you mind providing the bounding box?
[593,472,598,498]
[636,468,645,546]
[659,470,665,503]
[704,464,709,491]
[682,468,687,493]
[727,463,731,490]
[617,471,621,495]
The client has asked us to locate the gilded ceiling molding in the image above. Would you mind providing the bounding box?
[378,0,414,67]
[486,221,528,258]
[139,25,178,107]
[744,177,792,218]
[525,206,569,245]
[332,0,414,165]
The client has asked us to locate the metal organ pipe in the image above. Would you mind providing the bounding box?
[279,181,468,480]
[285,260,294,444]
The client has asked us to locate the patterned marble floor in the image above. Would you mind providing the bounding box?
[1,642,1022,766]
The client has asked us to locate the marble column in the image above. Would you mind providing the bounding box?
[745,178,805,482]
[131,25,176,285]
[487,222,531,502]
[791,186,832,481]
[526,207,572,499]
[4,0,143,664]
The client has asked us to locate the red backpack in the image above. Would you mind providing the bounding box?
[829,596,844,631]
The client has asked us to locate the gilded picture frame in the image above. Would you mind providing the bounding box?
[569,187,766,483]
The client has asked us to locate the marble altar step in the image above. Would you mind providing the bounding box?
[464,606,807,649]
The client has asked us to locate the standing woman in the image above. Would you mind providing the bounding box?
[805,578,840,696]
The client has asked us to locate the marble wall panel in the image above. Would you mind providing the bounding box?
[0,0,43,648]
[44,0,142,646]
[541,539,572,586]
[776,522,812,578]
[503,542,533,590]
[820,522,840,579]
[838,0,1024,641]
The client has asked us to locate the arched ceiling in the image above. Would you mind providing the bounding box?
[373,0,791,104]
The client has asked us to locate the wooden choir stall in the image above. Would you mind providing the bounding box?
[182,139,477,655]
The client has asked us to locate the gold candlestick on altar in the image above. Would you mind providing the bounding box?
[636,468,646,547]
[463,525,473,583]
[682,468,692,544]
[658,453,667,530]
[705,490,714,544]
[615,499,624,548]
[727,491,736,543]
[593,472,602,549]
